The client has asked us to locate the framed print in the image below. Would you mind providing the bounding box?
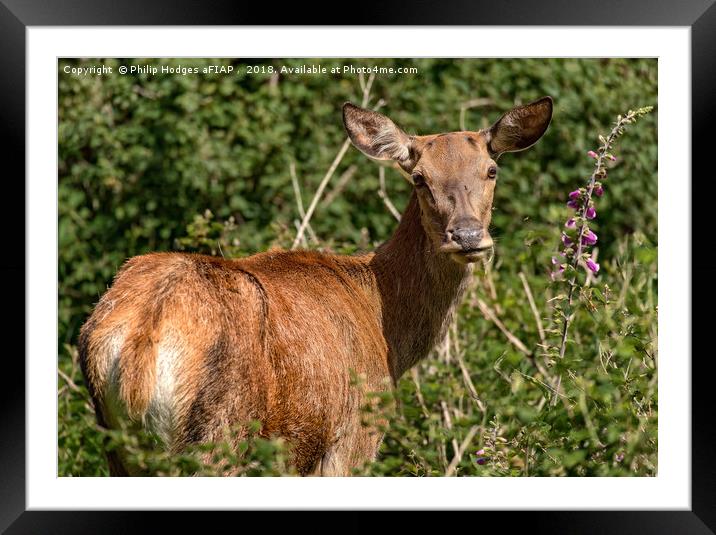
[2,0,711,532]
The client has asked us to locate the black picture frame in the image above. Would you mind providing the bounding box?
[2,1,709,533]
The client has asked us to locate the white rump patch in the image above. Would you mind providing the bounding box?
[145,335,181,448]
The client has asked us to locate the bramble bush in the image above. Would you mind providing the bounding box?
[58,58,657,476]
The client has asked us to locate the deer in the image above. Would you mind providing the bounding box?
[78,96,553,476]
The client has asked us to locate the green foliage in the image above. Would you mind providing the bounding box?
[362,231,657,476]
[59,58,657,477]
[103,420,295,477]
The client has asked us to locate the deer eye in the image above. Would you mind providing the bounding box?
[412,173,426,187]
[487,166,498,179]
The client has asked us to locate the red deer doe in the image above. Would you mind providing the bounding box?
[79,97,553,476]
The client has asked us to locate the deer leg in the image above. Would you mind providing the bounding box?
[310,424,384,477]
[106,450,129,476]
[315,445,349,476]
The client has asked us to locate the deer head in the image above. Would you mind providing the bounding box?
[343,97,553,264]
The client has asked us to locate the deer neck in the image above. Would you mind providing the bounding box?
[369,191,474,380]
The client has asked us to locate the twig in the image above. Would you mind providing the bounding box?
[358,72,376,108]
[515,369,566,400]
[440,400,460,459]
[483,265,501,314]
[291,139,352,249]
[291,75,377,249]
[445,425,480,477]
[518,272,546,347]
[456,353,486,413]
[475,297,531,356]
[377,166,401,221]
[289,161,318,244]
[459,98,493,131]
[58,368,82,394]
[321,165,357,207]
[410,368,431,419]
[293,220,308,248]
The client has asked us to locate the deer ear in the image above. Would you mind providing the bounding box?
[487,96,553,157]
[343,103,411,162]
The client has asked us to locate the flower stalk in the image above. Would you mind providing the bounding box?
[553,106,653,365]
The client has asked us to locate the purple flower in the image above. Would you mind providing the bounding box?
[594,185,604,197]
[567,200,579,209]
[565,218,576,229]
[562,233,573,246]
[608,154,617,161]
[587,150,598,159]
[569,190,581,200]
[586,259,600,273]
[475,449,488,465]
[582,230,598,246]
[585,206,596,219]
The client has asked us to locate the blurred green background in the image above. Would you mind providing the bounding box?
[59,58,657,476]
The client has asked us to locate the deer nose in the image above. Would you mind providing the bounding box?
[451,226,483,251]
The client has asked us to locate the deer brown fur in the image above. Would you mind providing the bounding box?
[79,97,552,476]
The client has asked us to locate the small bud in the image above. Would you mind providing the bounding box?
[569,190,581,200]
[550,265,566,281]
[587,150,598,158]
[585,206,596,219]
[594,185,604,197]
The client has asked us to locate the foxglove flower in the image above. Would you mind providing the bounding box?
[585,206,596,219]
[562,233,573,246]
[565,218,576,229]
[569,190,581,200]
[586,259,600,273]
[587,150,598,158]
[582,230,598,245]
[594,185,604,197]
